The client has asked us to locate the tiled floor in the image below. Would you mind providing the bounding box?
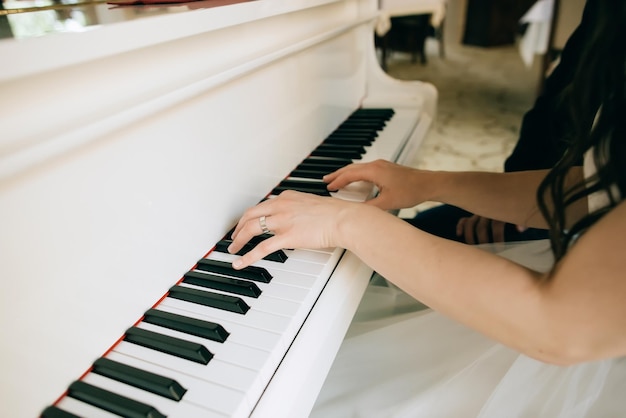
[383,38,541,215]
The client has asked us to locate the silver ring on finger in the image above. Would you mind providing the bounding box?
[259,215,271,234]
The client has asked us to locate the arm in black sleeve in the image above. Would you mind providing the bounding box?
[504,0,597,172]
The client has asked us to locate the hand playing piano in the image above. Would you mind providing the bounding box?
[228,160,434,269]
[228,190,369,269]
[324,159,431,211]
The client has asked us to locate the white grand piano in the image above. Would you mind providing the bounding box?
[0,0,436,416]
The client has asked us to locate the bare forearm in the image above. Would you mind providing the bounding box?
[421,168,585,229]
[326,162,581,228]
[336,203,625,364]
[336,206,552,358]
[229,185,626,363]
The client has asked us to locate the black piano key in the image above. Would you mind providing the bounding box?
[244,233,296,250]
[168,285,250,314]
[339,121,386,130]
[302,156,354,165]
[310,149,363,160]
[295,160,350,172]
[349,116,392,124]
[348,114,391,122]
[352,108,394,119]
[124,326,213,365]
[41,406,80,418]
[67,380,166,418]
[242,233,274,246]
[334,121,382,130]
[338,126,383,133]
[322,137,373,146]
[224,227,273,245]
[92,357,187,401]
[315,144,367,154]
[328,129,377,137]
[196,258,272,283]
[340,123,385,129]
[291,166,341,177]
[351,107,393,116]
[339,117,385,126]
[289,169,326,179]
[143,308,230,342]
[331,127,378,135]
[214,239,288,263]
[327,131,377,140]
[183,270,262,298]
[345,112,389,120]
[278,179,331,193]
[344,114,387,121]
[272,185,331,196]
[328,128,378,135]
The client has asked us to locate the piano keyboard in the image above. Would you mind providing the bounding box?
[41,107,417,418]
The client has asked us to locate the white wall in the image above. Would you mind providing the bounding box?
[553,0,586,49]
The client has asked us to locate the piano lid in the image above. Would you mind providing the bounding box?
[0,0,254,41]
[0,0,347,81]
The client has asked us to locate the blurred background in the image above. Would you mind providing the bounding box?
[375,0,586,216]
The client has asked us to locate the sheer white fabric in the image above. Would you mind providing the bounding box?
[310,240,625,417]
[583,150,621,211]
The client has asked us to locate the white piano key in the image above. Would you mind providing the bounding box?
[254,280,311,302]
[256,249,343,278]
[55,396,123,418]
[252,265,320,289]
[186,269,311,303]
[329,179,374,201]
[361,108,417,163]
[82,373,224,418]
[135,321,283,404]
[151,290,320,403]
[283,248,335,264]
[302,246,336,255]
[177,282,302,318]
[106,351,248,417]
[114,341,260,394]
[259,255,326,276]
[168,285,311,363]
[189,251,341,335]
[113,340,215,380]
[160,296,291,334]
[154,304,283,352]
[202,258,325,296]
[135,322,272,374]
[207,250,326,278]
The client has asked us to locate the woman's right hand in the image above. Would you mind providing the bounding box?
[324,160,431,210]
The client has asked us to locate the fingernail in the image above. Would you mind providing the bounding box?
[232,259,242,269]
[227,244,234,254]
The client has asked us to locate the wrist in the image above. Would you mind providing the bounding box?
[414,169,448,203]
[334,202,384,251]
[334,202,368,250]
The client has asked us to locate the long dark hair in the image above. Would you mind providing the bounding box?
[537,0,626,262]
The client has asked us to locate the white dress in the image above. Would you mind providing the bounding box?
[310,161,625,417]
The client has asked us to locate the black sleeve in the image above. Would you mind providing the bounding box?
[504,0,596,172]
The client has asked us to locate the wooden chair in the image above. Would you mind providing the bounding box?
[375,13,443,70]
